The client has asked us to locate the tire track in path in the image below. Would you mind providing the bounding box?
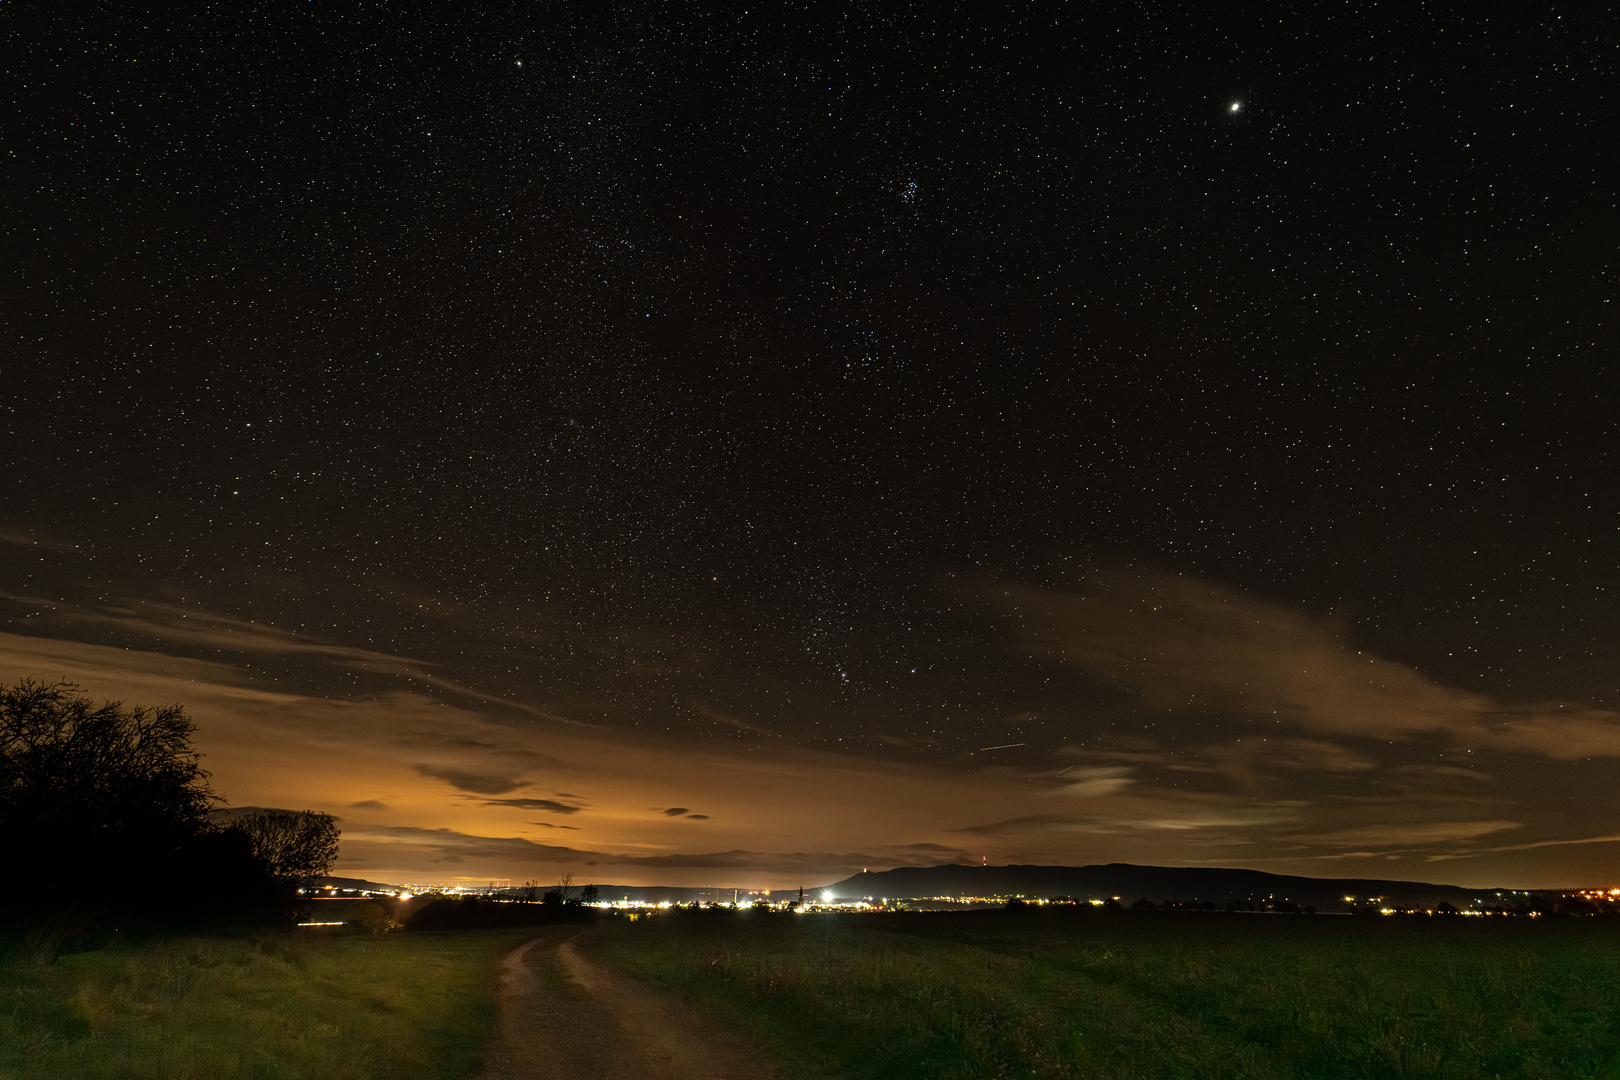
[480,926,780,1080]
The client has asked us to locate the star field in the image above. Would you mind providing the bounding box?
[3,3,1617,884]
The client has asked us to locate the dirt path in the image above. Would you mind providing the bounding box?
[479,926,780,1080]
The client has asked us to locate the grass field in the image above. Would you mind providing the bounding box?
[0,926,533,1080]
[584,909,1620,1080]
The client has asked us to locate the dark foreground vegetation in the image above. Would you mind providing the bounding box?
[1,679,339,934]
[0,927,532,1080]
[586,907,1620,1080]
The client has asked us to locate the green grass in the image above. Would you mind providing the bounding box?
[0,927,534,1080]
[584,910,1620,1080]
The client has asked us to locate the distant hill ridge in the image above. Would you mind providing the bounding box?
[818,863,1518,910]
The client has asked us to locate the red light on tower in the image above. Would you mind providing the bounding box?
[982,855,987,867]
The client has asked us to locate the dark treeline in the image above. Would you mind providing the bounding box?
[0,679,339,939]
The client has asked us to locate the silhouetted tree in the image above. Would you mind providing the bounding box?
[218,808,339,921]
[1,679,342,930]
[0,679,218,908]
[229,809,339,888]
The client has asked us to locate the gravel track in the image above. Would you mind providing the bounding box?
[479,926,780,1080]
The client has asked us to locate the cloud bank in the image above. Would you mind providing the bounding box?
[996,569,1620,759]
[5,555,1620,888]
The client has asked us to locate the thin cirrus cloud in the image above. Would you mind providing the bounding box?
[992,569,1620,760]
[484,797,584,815]
[1301,820,1523,848]
[0,589,570,723]
[959,793,1303,839]
[1426,832,1620,862]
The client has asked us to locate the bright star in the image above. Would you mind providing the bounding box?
[1229,101,1242,113]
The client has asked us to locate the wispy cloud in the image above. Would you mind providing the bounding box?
[484,797,584,814]
[0,592,571,721]
[1304,820,1521,848]
[958,794,1302,838]
[414,765,532,795]
[1426,832,1620,862]
[1049,767,1135,798]
[993,568,1620,759]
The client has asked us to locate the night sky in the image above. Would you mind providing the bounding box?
[5,3,1616,887]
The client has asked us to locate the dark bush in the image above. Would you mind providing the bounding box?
[0,679,338,933]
